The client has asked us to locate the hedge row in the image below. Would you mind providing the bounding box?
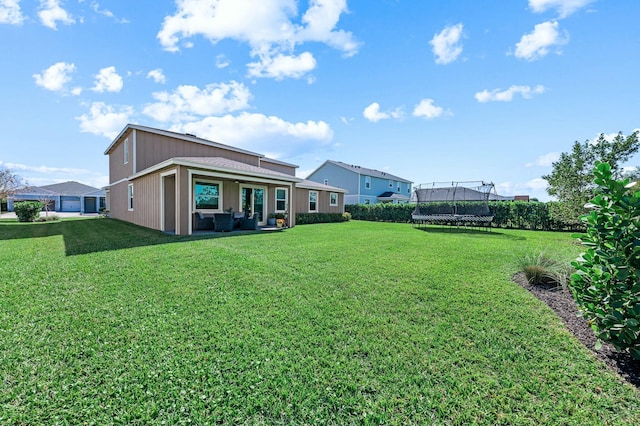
[345,202,583,231]
[295,212,351,225]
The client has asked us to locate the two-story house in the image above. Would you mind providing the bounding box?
[104,124,346,235]
[306,160,412,205]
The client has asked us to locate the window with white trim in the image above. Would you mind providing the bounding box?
[330,192,338,206]
[389,179,393,188]
[194,180,221,211]
[364,176,371,189]
[323,179,329,185]
[127,183,134,211]
[397,182,401,192]
[124,138,129,165]
[309,191,318,212]
[275,187,288,212]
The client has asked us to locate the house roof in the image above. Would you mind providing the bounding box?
[296,179,348,193]
[315,160,413,183]
[39,181,101,196]
[105,124,298,169]
[131,157,303,183]
[378,191,410,200]
[12,186,58,196]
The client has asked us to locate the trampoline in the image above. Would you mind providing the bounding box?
[411,181,496,231]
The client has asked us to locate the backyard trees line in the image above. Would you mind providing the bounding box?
[544,131,640,227]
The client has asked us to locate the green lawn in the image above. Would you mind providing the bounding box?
[1,218,638,424]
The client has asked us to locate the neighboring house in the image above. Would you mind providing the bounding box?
[104,124,347,235]
[8,181,106,213]
[306,160,413,205]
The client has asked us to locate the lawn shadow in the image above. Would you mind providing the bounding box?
[413,225,527,240]
[0,217,274,256]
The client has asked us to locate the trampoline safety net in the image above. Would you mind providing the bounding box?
[412,181,495,229]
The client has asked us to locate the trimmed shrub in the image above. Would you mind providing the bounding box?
[296,213,349,225]
[571,162,640,359]
[13,201,43,222]
[346,201,581,231]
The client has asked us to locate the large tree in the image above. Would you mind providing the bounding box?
[0,166,22,213]
[543,131,640,227]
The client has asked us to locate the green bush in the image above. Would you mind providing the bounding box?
[13,201,43,222]
[571,162,640,359]
[295,213,349,225]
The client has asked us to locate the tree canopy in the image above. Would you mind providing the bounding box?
[0,165,22,202]
[543,131,640,226]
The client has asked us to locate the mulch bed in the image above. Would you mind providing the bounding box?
[513,272,640,389]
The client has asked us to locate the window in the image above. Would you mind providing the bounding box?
[324,179,329,185]
[364,176,371,189]
[127,183,134,211]
[124,138,129,165]
[330,192,338,206]
[309,191,318,212]
[407,186,411,194]
[194,180,220,211]
[397,182,401,192]
[275,187,288,212]
[364,199,370,204]
[389,179,393,188]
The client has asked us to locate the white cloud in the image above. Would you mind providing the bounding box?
[146,68,166,84]
[247,51,316,80]
[92,66,124,93]
[526,152,560,167]
[412,99,446,120]
[363,103,388,122]
[2,161,90,175]
[33,61,76,92]
[514,20,569,61]
[475,85,545,102]
[142,81,251,122]
[38,0,75,30]
[362,102,403,123]
[76,102,133,139]
[0,160,109,189]
[429,23,464,65]
[170,112,333,158]
[529,0,594,19]
[0,0,24,24]
[156,0,359,79]
[216,54,230,69]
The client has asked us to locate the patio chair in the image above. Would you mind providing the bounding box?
[214,212,235,232]
[193,212,214,230]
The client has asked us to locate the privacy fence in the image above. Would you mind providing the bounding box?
[346,202,583,232]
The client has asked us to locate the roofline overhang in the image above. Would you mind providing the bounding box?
[129,158,303,184]
[296,183,348,193]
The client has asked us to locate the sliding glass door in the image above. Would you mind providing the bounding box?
[241,186,266,225]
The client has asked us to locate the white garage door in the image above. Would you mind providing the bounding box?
[61,199,81,212]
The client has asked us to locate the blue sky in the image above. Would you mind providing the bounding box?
[1,0,638,200]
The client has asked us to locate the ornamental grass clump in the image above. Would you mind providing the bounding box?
[571,162,640,359]
[516,251,572,289]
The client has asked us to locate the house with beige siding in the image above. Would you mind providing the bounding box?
[104,124,346,235]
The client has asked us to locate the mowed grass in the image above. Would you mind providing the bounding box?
[1,219,638,424]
